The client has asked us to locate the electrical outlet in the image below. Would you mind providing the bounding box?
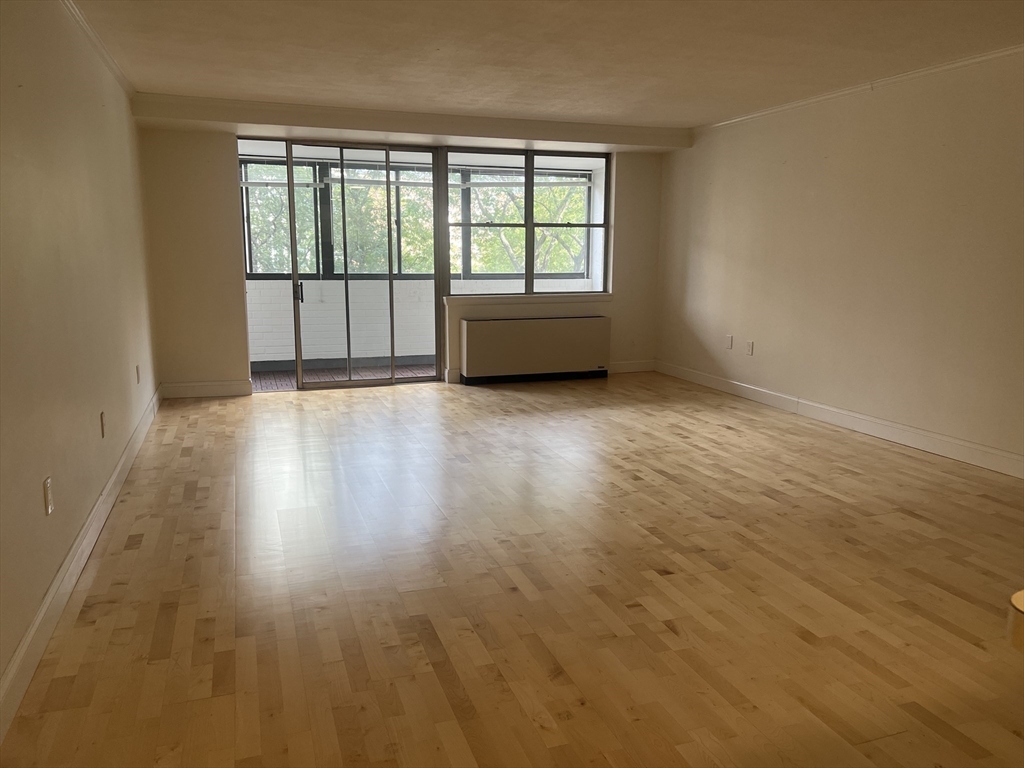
[100,411,105,439]
[726,335,733,350]
[43,477,54,516]
[746,341,754,356]
[136,365,140,384]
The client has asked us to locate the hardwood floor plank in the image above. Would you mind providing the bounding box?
[1,373,1021,767]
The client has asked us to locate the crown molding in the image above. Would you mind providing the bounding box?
[708,44,1024,130]
[59,0,135,96]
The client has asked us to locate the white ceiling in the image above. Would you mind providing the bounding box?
[77,0,1024,129]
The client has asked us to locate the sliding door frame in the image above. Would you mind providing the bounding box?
[284,142,305,387]
[271,138,446,390]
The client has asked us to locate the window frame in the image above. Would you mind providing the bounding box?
[240,157,321,280]
[531,167,598,280]
[447,163,529,280]
[239,156,438,281]
[238,147,612,296]
[445,148,611,294]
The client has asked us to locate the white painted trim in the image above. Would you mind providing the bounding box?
[443,293,614,308]
[795,400,1024,479]
[159,379,253,399]
[0,390,160,740]
[708,44,1024,130]
[59,0,135,96]
[655,363,1024,479]
[609,360,656,374]
[444,367,461,384]
[656,361,799,413]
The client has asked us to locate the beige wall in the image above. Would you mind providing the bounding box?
[445,152,662,377]
[135,134,661,388]
[658,51,1024,458]
[0,2,155,676]
[139,128,251,395]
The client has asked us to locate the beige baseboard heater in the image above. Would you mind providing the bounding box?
[460,316,611,385]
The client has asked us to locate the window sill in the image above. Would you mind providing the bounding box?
[444,292,613,307]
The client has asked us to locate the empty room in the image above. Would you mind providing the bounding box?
[1,1,1023,766]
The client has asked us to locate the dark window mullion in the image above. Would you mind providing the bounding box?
[241,163,255,274]
[317,162,335,279]
[525,152,535,294]
[394,170,402,275]
[453,222,529,227]
[531,222,604,228]
[310,168,322,279]
[584,173,594,278]
[461,169,471,280]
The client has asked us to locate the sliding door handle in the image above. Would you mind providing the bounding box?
[293,282,304,303]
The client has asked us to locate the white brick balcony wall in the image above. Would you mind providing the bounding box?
[246,277,599,363]
[245,279,437,362]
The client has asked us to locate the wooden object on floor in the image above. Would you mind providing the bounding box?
[1,372,1021,767]
[1010,591,1024,652]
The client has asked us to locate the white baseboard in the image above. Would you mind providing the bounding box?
[795,399,1024,478]
[655,361,800,413]
[444,368,460,384]
[159,379,253,398]
[654,362,1024,479]
[0,389,161,740]
[608,360,656,373]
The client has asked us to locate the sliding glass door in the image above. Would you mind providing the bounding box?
[388,150,440,380]
[276,142,440,389]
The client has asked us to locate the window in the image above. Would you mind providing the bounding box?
[394,166,436,274]
[448,151,608,295]
[241,159,318,275]
[338,163,388,274]
[448,153,526,294]
[533,154,607,293]
[238,142,610,294]
[239,143,436,280]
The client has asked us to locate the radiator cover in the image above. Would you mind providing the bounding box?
[460,316,611,384]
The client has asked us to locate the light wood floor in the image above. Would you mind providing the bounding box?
[2,373,1022,768]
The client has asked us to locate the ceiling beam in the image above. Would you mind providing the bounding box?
[131,93,693,152]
